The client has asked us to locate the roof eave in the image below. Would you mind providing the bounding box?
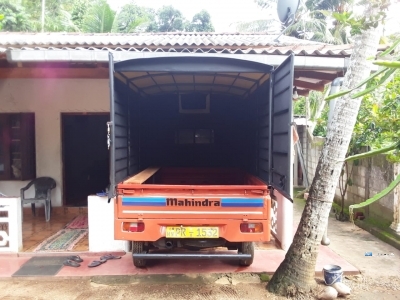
[6,49,350,71]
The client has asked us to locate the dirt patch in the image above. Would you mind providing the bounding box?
[0,274,399,299]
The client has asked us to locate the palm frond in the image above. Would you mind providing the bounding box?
[234,19,281,33]
[82,0,115,33]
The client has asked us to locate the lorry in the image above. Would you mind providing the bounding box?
[108,54,294,267]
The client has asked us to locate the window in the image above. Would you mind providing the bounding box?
[176,129,214,144]
[0,113,36,180]
[179,93,210,114]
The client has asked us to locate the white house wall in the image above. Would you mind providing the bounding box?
[0,79,109,206]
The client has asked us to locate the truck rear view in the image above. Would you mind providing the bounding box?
[109,54,294,267]
[115,168,270,267]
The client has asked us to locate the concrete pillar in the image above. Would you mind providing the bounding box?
[0,197,22,252]
[293,146,298,186]
[276,191,293,251]
[390,163,400,233]
[88,195,130,252]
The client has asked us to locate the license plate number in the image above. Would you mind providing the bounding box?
[166,227,219,238]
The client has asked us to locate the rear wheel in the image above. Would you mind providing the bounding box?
[238,242,254,266]
[132,241,147,268]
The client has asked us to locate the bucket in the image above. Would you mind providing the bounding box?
[323,264,343,285]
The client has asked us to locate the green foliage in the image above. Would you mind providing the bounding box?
[308,90,326,120]
[306,89,329,137]
[234,18,280,33]
[360,216,392,230]
[19,0,79,32]
[340,39,400,214]
[332,202,350,217]
[259,273,271,282]
[147,5,185,32]
[113,2,153,33]
[254,0,389,45]
[82,0,116,33]
[354,70,400,162]
[293,97,306,116]
[326,58,400,102]
[312,105,329,137]
[186,10,214,32]
[329,0,389,36]
[254,0,276,10]
[286,0,354,44]
[71,0,89,30]
[373,60,400,68]
[146,6,214,33]
[0,0,32,32]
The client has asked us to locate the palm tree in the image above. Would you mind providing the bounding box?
[233,18,280,33]
[286,0,354,44]
[21,0,78,32]
[235,0,353,44]
[267,0,385,296]
[82,0,115,33]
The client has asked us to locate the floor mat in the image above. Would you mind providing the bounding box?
[12,256,66,277]
[33,229,88,252]
[65,215,88,229]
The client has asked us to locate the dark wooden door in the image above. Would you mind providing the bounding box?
[62,114,109,206]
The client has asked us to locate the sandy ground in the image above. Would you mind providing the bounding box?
[0,273,399,300]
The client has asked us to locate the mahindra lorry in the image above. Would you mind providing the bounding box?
[108,54,294,267]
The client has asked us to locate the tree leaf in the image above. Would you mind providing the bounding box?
[377,38,400,58]
[325,89,352,101]
[345,142,399,162]
[373,60,400,68]
[351,67,397,98]
[350,173,400,214]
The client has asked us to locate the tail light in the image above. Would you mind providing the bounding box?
[240,223,263,233]
[123,222,145,232]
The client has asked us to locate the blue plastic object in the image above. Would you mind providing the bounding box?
[323,264,343,285]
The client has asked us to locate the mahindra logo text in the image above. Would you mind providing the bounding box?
[166,198,220,207]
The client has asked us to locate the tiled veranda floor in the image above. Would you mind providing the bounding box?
[22,207,88,252]
[22,207,277,252]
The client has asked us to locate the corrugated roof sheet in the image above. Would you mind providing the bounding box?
[4,46,355,56]
[0,32,389,57]
[0,32,322,47]
[0,32,359,57]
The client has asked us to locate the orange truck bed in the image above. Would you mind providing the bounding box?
[115,167,271,267]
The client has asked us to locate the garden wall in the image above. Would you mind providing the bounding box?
[305,136,395,223]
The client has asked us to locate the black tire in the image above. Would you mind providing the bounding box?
[238,242,254,266]
[132,241,147,268]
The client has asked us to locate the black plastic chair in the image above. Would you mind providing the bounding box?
[20,177,56,222]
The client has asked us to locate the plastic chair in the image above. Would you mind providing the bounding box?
[20,177,56,222]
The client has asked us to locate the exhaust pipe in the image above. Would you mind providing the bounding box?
[165,240,174,249]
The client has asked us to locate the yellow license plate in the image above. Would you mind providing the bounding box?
[166,227,219,238]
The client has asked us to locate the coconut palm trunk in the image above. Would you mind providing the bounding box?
[267,1,384,296]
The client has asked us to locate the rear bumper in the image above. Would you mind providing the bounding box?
[115,218,270,242]
[132,253,251,260]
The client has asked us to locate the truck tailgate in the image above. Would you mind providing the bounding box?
[117,193,270,220]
